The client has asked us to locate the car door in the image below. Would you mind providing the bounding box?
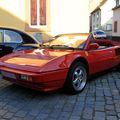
[88,47,115,73]
[2,30,23,57]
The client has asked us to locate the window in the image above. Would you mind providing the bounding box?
[93,25,96,30]
[96,12,99,20]
[93,14,95,22]
[116,0,120,6]
[30,0,46,27]
[97,24,99,28]
[114,21,118,32]
[4,30,22,43]
[25,0,50,31]
[106,24,112,31]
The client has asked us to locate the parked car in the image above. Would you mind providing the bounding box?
[92,30,107,39]
[0,28,40,57]
[0,33,120,94]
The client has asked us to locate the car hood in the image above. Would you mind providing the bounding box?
[0,49,75,73]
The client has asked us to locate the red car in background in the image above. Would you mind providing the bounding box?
[0,33,120,94]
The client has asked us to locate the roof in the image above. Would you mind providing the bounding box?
[91,7,101,14]
[91,0,107,14]
[112,5,120,10]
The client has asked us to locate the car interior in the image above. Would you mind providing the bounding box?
[89,34,116,50]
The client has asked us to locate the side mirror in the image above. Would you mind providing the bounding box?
[89,43,99,50]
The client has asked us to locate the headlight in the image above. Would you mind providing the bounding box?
[20,75,32,81]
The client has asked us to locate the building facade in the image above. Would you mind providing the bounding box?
[90,8,101,31]
[89,0,115,36]
[112,0,120,40]
[89,0,105,32]
[0,0,89,42]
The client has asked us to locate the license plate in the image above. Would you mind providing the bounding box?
[1,71,16,79]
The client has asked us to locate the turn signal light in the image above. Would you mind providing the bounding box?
[20,75,32,81]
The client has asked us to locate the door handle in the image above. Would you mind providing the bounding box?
[109,51,113,53]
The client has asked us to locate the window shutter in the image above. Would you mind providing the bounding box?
[31,0,37,25]
[40,0,46,25]
[114,21,117,33]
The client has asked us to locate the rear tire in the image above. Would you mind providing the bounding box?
[64,62,88,94]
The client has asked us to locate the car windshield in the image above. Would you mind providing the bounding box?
[42,34,88,49]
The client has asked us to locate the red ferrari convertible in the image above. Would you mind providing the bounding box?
[0,33,120,94]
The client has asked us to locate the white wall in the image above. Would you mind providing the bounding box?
[101,0,115,28]
[50,0,89,36]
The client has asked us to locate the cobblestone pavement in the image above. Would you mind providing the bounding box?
[0,70,120,120]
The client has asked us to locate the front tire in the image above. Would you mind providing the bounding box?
[64,62,88,94]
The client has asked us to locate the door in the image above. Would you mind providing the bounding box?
[88,47,115,74]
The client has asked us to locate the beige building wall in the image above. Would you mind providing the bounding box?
[0,0,25,30]
[0,0,90,40]
[50,0,89,36]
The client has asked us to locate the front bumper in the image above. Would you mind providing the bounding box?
[0,67,68,91]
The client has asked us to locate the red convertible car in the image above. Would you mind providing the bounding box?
[0,33,120,94]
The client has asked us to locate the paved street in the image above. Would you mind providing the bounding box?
[0,70,120,120]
